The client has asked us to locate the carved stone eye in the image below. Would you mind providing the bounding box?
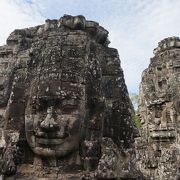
[36,99,48,112]
[61,105,76,114]
[61,99,78,112]
[54,99,61,108]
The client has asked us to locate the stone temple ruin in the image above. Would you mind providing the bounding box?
[136,37,180,179]
[1,14,179,180]
[0,15,142,179]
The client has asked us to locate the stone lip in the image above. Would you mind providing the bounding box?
[36,137,65,145]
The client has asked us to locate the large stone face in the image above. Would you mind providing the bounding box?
[0,15,139,179]
[136,37,180,179]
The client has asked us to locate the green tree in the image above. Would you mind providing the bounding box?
[130,93,141,128]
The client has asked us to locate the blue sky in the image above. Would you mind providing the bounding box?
[0,0,180,93]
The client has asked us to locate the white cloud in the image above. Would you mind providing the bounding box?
[105,0,180,93]
[0,0,44,45]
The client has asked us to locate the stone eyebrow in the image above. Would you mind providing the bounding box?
[61,99,78,106]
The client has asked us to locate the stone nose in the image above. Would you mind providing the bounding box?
[40,106,59,132]
[58,126,66,138]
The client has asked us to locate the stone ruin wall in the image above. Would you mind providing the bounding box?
[136,37,180,179]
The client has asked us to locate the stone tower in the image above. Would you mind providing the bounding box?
[136,37,180,179]
[0,15,141,179]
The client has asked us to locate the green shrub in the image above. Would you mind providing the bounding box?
[133,115,141,128]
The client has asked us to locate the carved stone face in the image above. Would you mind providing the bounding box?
[25,80,86,157]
